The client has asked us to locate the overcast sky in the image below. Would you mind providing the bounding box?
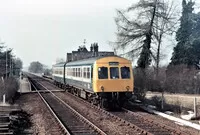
[0,0,199,68]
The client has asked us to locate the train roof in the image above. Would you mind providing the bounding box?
[66,57,100,66]
[53,55,129,67]
[52,62,65,67]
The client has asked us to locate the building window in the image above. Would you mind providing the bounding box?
[121,67,130,79]
[110,67,119,79]
[98,67,108,79]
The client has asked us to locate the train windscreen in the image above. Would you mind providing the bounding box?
[121,67,130,79]
[98,67,108,79]
[110,67,119,79]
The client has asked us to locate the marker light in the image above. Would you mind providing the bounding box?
[101,86,104,91]
[126,86,130,91]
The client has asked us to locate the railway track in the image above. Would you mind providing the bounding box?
[0,113,11,135]
[28,76,107,135]
[113,108,188,135]
[27,74,149,135]
[27,73,195,135]
[123,105,199,135]
[0,106,21,135]
[60,91,189,135]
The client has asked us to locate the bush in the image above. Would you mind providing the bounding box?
[165,64,200,94]
[133,67,166,100]
[134,87,146,101]
[133,68,147,101]
[0,77,19,103]
[151,95,165,110]
[134,64,200,95]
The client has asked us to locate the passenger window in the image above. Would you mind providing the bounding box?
[75,68,78,77]
[121,67,130,79]
[78,68,80,77]
[80,68,82,77]
[98,67,108,79]
[83,68,87,78]
[110,67,119,79]
[87,68,90,79]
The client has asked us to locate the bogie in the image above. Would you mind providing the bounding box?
[53,79,131,109]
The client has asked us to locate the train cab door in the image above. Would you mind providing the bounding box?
[91,66,93,89]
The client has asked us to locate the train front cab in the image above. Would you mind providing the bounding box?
[93,56,134,108]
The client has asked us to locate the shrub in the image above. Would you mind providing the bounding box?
[0,77,19,103]
[151,95,165,110]
[165,64,200,94]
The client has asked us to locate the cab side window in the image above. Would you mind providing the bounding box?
[110,67,119,79]
[121,66,130,79]
[98,67,108,79]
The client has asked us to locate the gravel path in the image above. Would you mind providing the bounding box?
[15,93,62,135]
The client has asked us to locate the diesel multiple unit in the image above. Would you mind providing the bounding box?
[52,56,134,108]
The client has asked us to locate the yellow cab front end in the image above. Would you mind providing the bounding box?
[93,56,134,93]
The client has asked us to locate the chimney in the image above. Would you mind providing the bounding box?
[78,46,81,52]
[94,43,98,52]
[94,43,98,56]
[90,44,93,52]
[66,53,72,62]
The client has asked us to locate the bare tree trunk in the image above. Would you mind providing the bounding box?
[138,0,157,69]
[156,34,163,78]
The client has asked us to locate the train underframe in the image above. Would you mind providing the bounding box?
[97,92,132,109]
[54,80,133,109]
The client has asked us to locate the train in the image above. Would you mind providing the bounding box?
[52,55,134,108]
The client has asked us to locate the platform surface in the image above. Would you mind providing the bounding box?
[18,77,31,93]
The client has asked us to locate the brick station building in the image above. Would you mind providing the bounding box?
[66,43,114,62]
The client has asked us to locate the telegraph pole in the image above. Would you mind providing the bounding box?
[10,55,12,76]
[6,50,7,79]
[0,41,5,76]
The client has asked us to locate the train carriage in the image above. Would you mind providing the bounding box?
[52,56,134,108]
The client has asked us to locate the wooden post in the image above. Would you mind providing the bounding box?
[161,91,164,110]
[194,97,197,118]
[3,94,6,104]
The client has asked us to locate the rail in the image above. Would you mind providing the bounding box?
[28,76,107,135]
[29,79,71,135]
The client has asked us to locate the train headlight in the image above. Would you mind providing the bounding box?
[101,86,104,91]
[126,86,130,91]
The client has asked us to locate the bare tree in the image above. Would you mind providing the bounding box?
[114,0,177,71]
[56,58,65,64]
[153,0,178,77]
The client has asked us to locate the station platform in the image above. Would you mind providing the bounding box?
[18,77,31,93]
